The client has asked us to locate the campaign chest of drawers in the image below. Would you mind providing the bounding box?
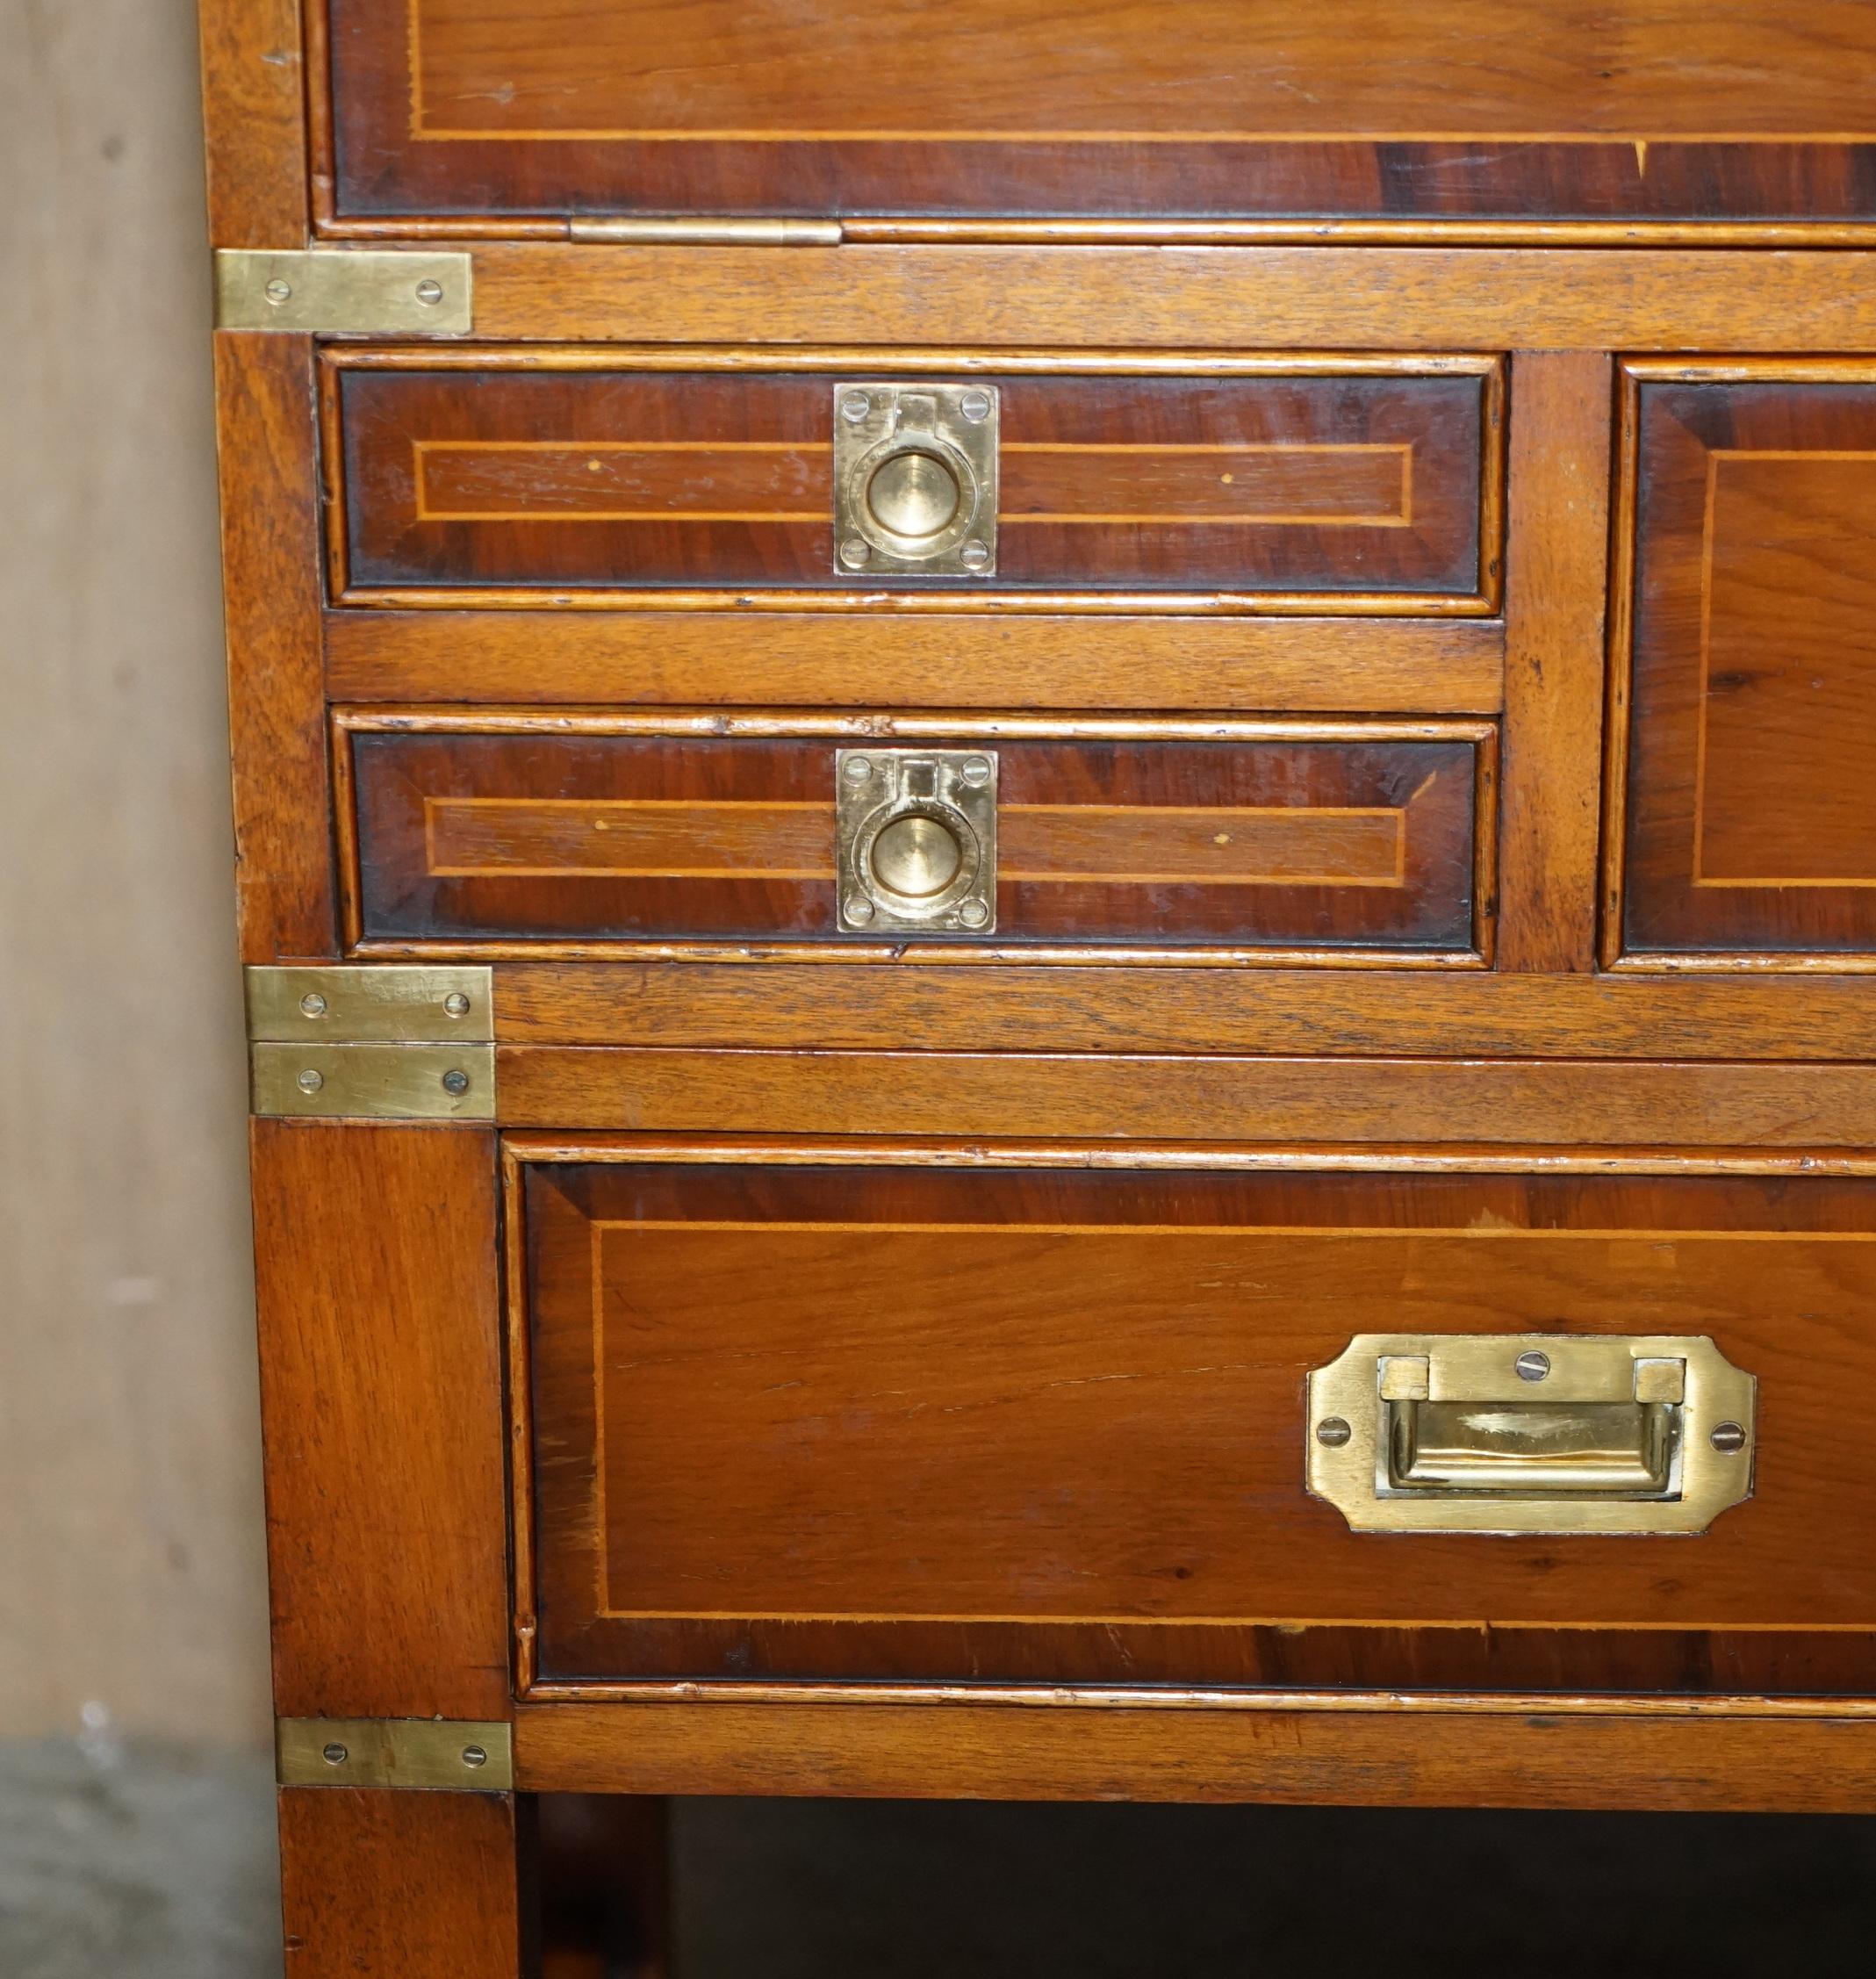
[201,4,1876,1969]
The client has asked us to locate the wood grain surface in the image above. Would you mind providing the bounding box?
[215,335,334,962]
[198,0,309,246]
[196,0,1876,1860]
[278,1788,528,1976]
[251,1122,511,1719]
[320,1,1876,230]
[514,1700,1876,1812]
[490,963,1876,1061]
[1497,352,1612,970]
[344,722,1483,954]
[464,246,1876,352]
[516,1160,1876,1690]
[493,1051,1876,1147]
[1614,364,1876,962]
[323,609,1507,713]
[334,363,1491,601]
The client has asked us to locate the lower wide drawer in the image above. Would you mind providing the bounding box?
[341,714,1489,957]
[515,1152,1876,1695]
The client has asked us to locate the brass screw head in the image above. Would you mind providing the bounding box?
[299,991,327,1018]
[263,277,292,306]
[839,537,872,568]
[414,278,445,306]
[1515,1350,1552,1383]
[296,1069,324,1095]
[960,389,992,422]
[442,991,471,1018]
[1316,1417,1354,1448]
[840,392,872,423]
[442,1069,471,1097]
[845,756,874,783]
[321,1742,348,1767]
[461,1745,488,1769]
[1710,1421,1748,1454]
[958,899,990,930]
[845,895,876,925]
[958,540,990,572]
[961,757,992,787]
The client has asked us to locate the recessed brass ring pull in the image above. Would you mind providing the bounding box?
[1306,1334,1757,1535]
[836,748,998,934]
[832,383,999,577]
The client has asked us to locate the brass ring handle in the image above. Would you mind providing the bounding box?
[832,383,999,577]
[836,749,998,935]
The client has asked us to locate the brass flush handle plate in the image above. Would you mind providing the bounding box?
[833,383,998,577]
[837,749,997,934]
[1306,1334,1757,1536]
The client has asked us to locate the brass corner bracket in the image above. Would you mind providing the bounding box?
[247,965,495,1121]
[215,250,473,335]
[277,1717,513,1792]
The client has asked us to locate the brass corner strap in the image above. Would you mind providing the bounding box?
[247,965,494,1121]
[215,250,473,334]
[277,1718,513,1793]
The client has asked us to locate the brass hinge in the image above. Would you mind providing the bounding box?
[277,1717,513,1792]
[215,249,474,334]
[247,965,494,1121]
[567,216,844,246]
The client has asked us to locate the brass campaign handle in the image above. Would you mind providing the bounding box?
[1305,1334,1756,1536]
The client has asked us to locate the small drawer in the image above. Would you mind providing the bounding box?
[338,713,1491,961]
[1612,363,1876,966]
[327,353,1501,608]
[514,1151,1876,1695]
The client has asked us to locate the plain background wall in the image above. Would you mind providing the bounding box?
[1,0,272,1750]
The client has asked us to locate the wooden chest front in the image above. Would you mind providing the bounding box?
[202,1,1876,1967]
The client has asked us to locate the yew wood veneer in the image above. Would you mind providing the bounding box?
[203,1,1876,1970]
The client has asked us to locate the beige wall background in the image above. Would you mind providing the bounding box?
[1,0,272,1747]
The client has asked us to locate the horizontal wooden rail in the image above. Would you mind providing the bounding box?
[513,1698,1876,1810]
[467,245,1876,351]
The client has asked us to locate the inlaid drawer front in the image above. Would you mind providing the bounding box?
[328,355,1500,608]
[338,715,1490,959]
[514,1153,1876,1694]
[322,1,1876,230]
[1613,363,1876,965]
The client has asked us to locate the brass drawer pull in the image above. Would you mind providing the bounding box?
[1306,1334,1757,1536]
[837,748,997,934]
[832,383,998,577]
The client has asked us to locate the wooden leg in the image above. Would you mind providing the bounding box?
[279,1788,533,1976]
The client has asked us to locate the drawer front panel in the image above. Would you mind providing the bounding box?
[324,2,1876,228]
[334,362,1495,603]
[343,720,1486,954]
[518,1158,1876,1691]
[1617,369,1876,962]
